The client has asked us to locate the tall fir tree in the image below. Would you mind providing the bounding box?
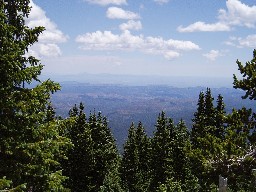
[0,1,71,190]
[135,121,151,190]
[63,103,95,192]
[64,105,123,191]
[89,111,122,191]
[191,91,205,148]
[215,94,226,139]
[150,112,174,191]
[120,123,140,191]
[120,122,151,192]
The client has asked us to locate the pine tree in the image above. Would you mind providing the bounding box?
[233,49,256,100]
[120,123,140,191]
[0,1,70,190]
[63,103,95,192]
[215,94,226,139]
[89,111,122,192]
[120,122,151,191]
[204,88,216,128]
[150,112,174,191]
[191,91,205,148]
[64,106,122,191]
[135,122,151,190]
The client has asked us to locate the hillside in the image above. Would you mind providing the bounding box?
[51,82,255,148]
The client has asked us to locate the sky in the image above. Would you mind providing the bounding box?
[28,0,256,82]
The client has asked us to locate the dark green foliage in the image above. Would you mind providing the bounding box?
[63,103,122,192]
[150,112,199,191]
[204,88,216,128]
[215,94,226,139]
[191,91,205,147]
[63,103,95,191]
[0,0,71,190]
[120,122,151,191]
[150,112,174,191]
[233,49,256,100]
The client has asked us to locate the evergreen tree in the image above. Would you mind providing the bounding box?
[204,88,216,128]
[89,111,122,191]
[63,103,95,192]
[215,94,226,139]
[0,1,70,190]
[64,106,122,191]
[120,122,151,192]
[174,120,199,191]
[120,123,140,191]
[233,49,256,100]
[191,91,205,148]
[150,112,174,191]
[135,122,151,190]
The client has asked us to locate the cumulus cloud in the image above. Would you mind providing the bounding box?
[76,30,200,60]
[84,0,127,6]
[203,50,223,61]
[218,0,256,28]
[119,20,142,31]
[225,34,256,48]
[178,0,256,32]
[178,22,231,32]
[106,7,140,20]
[26,0,68,57]
[154,0,169,5]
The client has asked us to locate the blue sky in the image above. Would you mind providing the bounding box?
[28,0,256,81]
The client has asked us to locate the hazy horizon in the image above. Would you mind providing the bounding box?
[42,72,235,88]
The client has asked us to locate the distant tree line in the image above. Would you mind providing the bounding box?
[1,0,256,191]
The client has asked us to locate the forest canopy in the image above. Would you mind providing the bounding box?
[1,0,256,191]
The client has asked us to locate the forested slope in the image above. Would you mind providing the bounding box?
[1,1,256,191]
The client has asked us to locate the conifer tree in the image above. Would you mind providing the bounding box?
[63,103,95,192]
[88,111,122,191]
[233,49,256,100]
[120,123,140,191]
[191,91,205,148]
[150,112,174,191]
[64,106,122,191]
[215,94,226,139]
[0,1,70,190]
[135,121,151,189]
[120,122,151,191]
[204,88,216,128]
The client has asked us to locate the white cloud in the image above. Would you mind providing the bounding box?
[84,0,127,6]
[154,0,169,5]
[203,50,223,61]
[225,34,256,48]
[164,51,180,60]
[26,0,68,57]
[119,20,142,31]
[178,0,256,32]
[239,35,256,47]
[106,7,140,20]
[218,0,256,28]
[178,22,231,32]
[76,30,200,60]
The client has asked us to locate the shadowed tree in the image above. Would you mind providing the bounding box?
[0,0,71,190]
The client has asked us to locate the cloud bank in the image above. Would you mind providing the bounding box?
[26,0,68,57]
[76,30,200,60]
[178,0,256,32]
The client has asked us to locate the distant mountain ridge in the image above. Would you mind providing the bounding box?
[42,73,234,88]
[51,82,254,149]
